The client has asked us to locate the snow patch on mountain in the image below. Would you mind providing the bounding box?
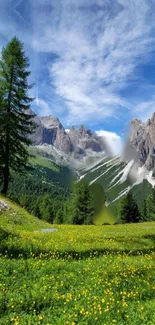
[137,165,155,187]
[89,159,122,186]
[110,186,132,205]
[108,159,134,190]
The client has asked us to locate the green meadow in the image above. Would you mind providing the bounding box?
[0,196,155,325]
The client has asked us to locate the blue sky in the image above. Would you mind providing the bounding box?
[1,0,155,149]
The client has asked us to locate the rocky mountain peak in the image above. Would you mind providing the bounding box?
[125,112,155,170]
[41,116,62,129]
[79,125,86,135]
[69,126,78,135]
[29,110,105,158]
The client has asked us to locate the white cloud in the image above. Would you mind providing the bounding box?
[34,98,52,116]
[65,127,122,154]
[1,0,155,126]
[31,0,155,125]
[95,130,123,155]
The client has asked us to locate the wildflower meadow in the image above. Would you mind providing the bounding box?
[0,199,155,324]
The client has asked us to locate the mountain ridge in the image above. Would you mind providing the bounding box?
[29,110,112,160]
[124,112,155,170]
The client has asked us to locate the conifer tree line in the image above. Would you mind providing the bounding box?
[0,37,36,195]
[65,181,106,225]
[117,187,155,223]
[7,167,155,225]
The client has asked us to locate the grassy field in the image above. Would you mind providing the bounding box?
[0,196,155,325]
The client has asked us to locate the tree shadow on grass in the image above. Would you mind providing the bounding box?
[1,245,155,259]
[142,234,155,243]
[0,227,14,241]
[1,232,155,260]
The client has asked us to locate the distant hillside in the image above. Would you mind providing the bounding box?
[0,195,51,232]
[0,195,54,256]
[5,111,155,222]
[7,147,154,220]
[6,147,74,223]
[77,155,153,214]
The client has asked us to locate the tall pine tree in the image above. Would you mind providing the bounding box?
[0,37,36,195]
[147,187,155,219]
[140,199,149,221]
[68,181,94,225]
[0,90,5,180]
[117,191,140,223]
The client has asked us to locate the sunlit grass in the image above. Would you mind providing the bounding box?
[0,196,155,324]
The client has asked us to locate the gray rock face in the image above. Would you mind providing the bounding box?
[124,113,155,170]
[0,200,10,213]
[30,114,73,154]
[69,125,104,153]
[30,111,105,157]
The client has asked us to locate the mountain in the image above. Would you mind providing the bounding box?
[68,125,105,154]
[76,155,153,215]
[29,111,108,160]
[75,113,155,214]
[7,145,75,223]
[28,111,155,211]
[30,113,73,154]
[123,113,155,170]
[8,110,155,221]
[6,111,111,222]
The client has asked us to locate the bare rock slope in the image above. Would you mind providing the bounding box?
[30,112,106,157]
[124,113,155,170]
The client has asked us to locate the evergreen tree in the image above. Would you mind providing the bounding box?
[68,181,94,225]
[0,90,5,180]
[140,199,149,221]
[53,208,64,224]
[147,187,155,218]
[38,194,54,223]
[117,191,140,223]
[0,37,36,195]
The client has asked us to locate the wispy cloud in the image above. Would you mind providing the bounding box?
[1,0,155,128]
[31,0,155,125]
[95,130,122,155]
[34,98,52,116]
[134,95,155,121]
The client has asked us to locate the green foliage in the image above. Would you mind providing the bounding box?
[67,181,94,225]
[117,191,140,223]
[0,89,5,177]
[2,147,74,223]
[36,194,55,223]
[30,153,59,171]
[53,209,64,224]
[0,37,36,194]
[79,156,153,217]
[141,199,149,221]
[7,172,69,223]
[0,195,50,232]
[147,187,155,220]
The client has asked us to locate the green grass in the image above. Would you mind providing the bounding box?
[28,146,60,172]
[0,195,53,233]
[29,155,59,172]
[0,196,155,324]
